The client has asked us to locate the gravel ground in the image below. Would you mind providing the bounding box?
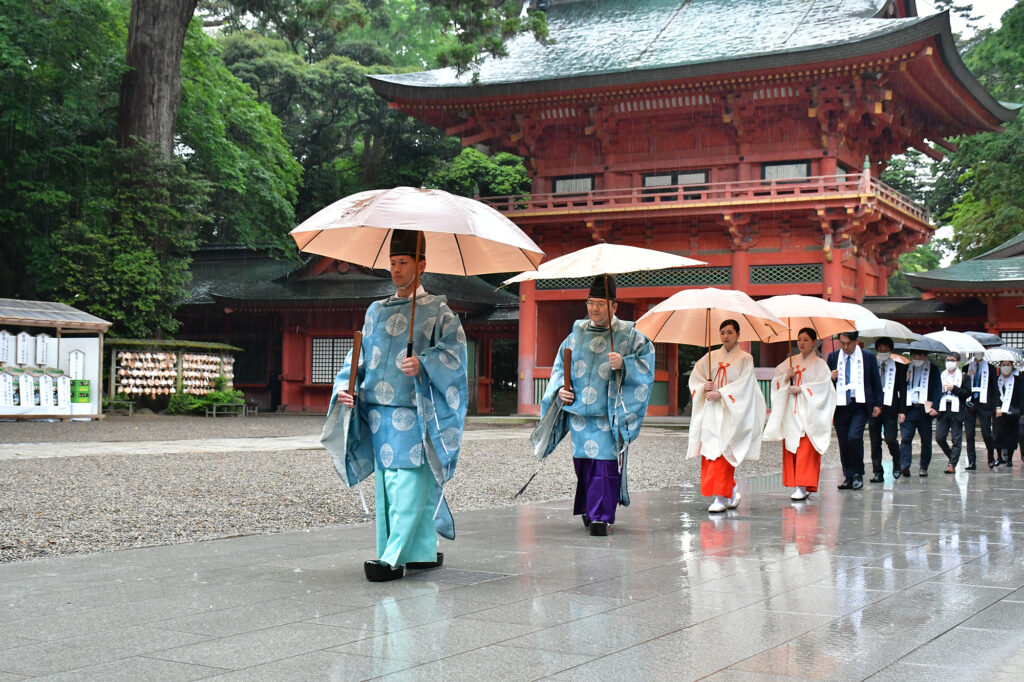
[0,415,840,563]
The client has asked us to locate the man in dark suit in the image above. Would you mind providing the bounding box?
[964,352,997,468]
[899,349,942,477]
[868,337,906,482]
[827,331,882,490]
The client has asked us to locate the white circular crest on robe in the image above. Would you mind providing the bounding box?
[368,346,382,370]
[420,396,436,422]
[570,414,587,432]
[379,443,394,468]
[438,349,461,370]
[420,294,436,305]
[596,415,610,432]
[385,312,408,337]
[567,336,577,351]
[635,356,651,374]
[392,407,417,431]
[581,386,598,405]
[573,360,587,378]
[456,326,466,345]
[589,335,608,354]
[363,314,375,338]
[420,316,437,340]
[626,412,640,431]
[374,381,395,405]
[394,347,408,370]
[598,361,611,380]
[440,427,461,452]
[634,384,649,402]
[583,439,600,458]
[409,443,424,467]
[445,386,461,410]
[368,409,382,434]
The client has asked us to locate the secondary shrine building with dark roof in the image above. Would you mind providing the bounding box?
[368,0,1017,415]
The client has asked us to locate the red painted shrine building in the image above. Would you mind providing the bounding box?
[367,0,1017,415]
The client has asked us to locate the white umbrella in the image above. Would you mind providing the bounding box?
[291,186,545,275]
[290,186,546,359]
[758,295,857,344]
[924,329,985,356]
[985,347,1024,364]
[501,243,704,284]
[502,242,705,354]
[856,317,917,342]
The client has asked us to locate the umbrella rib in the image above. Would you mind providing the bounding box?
[453,233,467,277]
[370,229,390,270]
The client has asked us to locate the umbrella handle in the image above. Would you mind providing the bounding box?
[406,231,422,361]
[348,331,362,396]
[706,309,712,379]
[563,347,572,392]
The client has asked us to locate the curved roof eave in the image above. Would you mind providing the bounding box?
[368,12,1016,125]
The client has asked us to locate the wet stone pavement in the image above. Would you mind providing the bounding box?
[2,458,1024,680]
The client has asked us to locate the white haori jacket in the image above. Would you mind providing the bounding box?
[687,345,765,466]
[764,353,837,455]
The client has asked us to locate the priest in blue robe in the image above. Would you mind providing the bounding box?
[532,275,656,536]
[321,229,468,582]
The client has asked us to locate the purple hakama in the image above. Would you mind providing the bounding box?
[573,458,621,523]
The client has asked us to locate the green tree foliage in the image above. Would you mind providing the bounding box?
[0,0,127,297]
[887,241,950,296]
[39,141,209,337]
[425,147,531,197]
[931,1,1024,262]
[178,20,302,251]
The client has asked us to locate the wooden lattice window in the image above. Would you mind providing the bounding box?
[310,337,353,384]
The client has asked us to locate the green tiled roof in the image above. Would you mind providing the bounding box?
[368,0,1015,123]
[905,257,1024,290]
[184,251,517,310]
[977,231,1024,260]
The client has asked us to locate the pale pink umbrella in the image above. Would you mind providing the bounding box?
[291,186,545,358]
[759,295,857,366]
[636,288,788,376]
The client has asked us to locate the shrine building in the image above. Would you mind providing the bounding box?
[366,0,1017,415]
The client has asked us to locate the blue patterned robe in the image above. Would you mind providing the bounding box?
[532,317,655,505]
[321,291,468,540]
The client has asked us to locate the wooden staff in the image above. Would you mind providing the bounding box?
[603,273,615,354]
[406,230,423,359]
[563,347,572,393]
[347,331,362,396]
[706,308,712,378]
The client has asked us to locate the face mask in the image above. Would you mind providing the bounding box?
[876,352,891,363]
[912,359,925,368]
[946,361,959,371]
[1001,366,1014,377]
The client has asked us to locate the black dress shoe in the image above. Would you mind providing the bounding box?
[869,473,884,483]
[900,467,911,478]
[919,469,928,477]
[989,459,998,469]
[1005,460,1013,468]
[837,478,853,490]
[581,514,591,528]
[893,467,902,479]
[589,521,609,536]
[364,560,405,582]
[966,464,977,471]
[851,477,864,490]
[407,553,444,570]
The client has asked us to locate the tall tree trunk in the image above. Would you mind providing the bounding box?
[116,0,198,157]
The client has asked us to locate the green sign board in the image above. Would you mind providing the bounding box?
[70,379,90,404]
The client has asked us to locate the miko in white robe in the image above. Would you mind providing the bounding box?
[688,344,766,499]
[764,351,836,494]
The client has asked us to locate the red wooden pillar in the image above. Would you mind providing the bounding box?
[731,248,750,292]
[824,250,843,301]
[518,280,538,415]
[855,253,868,301]
[476,337,493,414]
[280,320,307,411]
